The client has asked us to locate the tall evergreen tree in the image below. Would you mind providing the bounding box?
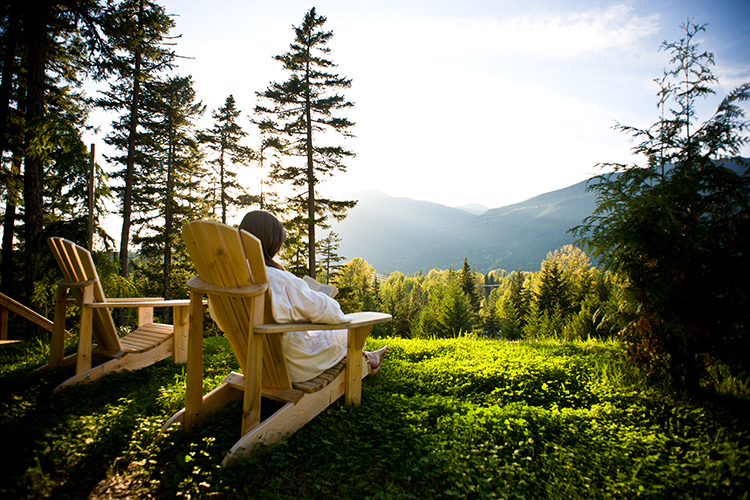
[252,117,285,212]
[417,271,474,338]
[534,260,573,317]
[572,21,750,392]
[131,75,205,310]
[0,1,24,295]
[1,0,105,307]
[379,272,411,338]
[459,256,482,313]
[317,231,344,284]
[198,95,254,223]
[96,0,176,278]
[255,7,356,278]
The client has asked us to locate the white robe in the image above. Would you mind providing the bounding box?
[265,267,350,383]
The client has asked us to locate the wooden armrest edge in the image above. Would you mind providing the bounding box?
[186,276,267,298]
[254,312,392,334]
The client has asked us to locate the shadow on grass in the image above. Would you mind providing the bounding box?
[0,340,185,499]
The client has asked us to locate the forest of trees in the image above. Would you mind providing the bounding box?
[329,245,621,343]
[0,2,357,315]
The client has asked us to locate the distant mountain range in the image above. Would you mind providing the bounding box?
[330,158,749,274]
[330,180,597,274]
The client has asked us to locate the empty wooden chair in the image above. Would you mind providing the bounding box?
[44,237,191,391]
[162,220,391,465]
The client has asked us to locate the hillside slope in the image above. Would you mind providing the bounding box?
[331,190,476,270]
[332,181,595,274]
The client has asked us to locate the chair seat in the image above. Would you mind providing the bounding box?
[119,323,173,353]
[291,358,347,393]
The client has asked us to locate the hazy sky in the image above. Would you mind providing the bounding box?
[100,0,750,211]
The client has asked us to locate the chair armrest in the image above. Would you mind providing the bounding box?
[186,276,267,298]
[253,311,392,334]
[56,279,97,289]
[83,299,197,308]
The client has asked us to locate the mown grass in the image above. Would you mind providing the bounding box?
[1,335,749,499]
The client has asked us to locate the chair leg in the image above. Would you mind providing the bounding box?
[76,285,95,375]
[0,306,7,342]
[184,290,204,431]
[223,370,347,466]
[172,305,189,364]
[49,286,68,368]
[242,330,264,436]
[345,325,374,405]
[162,378,244,431]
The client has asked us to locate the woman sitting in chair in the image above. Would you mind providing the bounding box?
[239,210,387,384]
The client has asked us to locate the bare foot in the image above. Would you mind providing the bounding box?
[366,346,388,375]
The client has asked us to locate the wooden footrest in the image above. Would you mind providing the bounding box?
[119,323,172,353]
[292,359,347,393]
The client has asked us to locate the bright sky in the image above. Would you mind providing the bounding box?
[96,0,750,212]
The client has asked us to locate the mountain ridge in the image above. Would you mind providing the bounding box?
[330,179,596,274]
[331,158,748,274]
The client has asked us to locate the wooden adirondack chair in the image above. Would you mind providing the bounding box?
[43,237,191,391]
[162,220,391,465]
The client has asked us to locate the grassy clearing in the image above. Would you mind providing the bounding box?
[1,336,748,499]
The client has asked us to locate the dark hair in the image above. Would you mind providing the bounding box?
[239,211,287,270]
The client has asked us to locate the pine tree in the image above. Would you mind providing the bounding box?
[317,231,344,284]
[2,0,105,308]
[96,0,176,278]
[0,1,24,295]
[459,256,482,313]
[535,260,573,317]
[255,7,356,278]
[277,215,310,277]
[131,75,205,310]
[379,272,412,338]
[252,115,285,212]
[572,20,750,392]
[198,95,254,223]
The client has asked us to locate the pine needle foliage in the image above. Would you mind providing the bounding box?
[255,7,357,278]
[571,20,750,393]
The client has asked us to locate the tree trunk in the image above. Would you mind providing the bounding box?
[119,0,144,279]
[163,125,174,322]
[220,144,227,224]
[0,0,20,155]
[305,60,316,278]
[22,0,50,312]
[0,4,20,294]
[1,157,20,296]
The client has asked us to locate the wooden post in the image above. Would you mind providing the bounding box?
[88,144,95,251]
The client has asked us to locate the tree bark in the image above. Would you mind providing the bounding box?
[1,157,20,296]
[119,0,144,279]
[305,59,316,278]
[22,0,50,310]
[163,123,174,322]
[0,0,20,155]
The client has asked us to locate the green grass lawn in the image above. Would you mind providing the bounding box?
[1,335,749,499]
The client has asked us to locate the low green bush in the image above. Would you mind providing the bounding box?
[1,336,748,499]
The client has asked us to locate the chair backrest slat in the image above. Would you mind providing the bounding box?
[47,237,121,352]
[182,221,291,389]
